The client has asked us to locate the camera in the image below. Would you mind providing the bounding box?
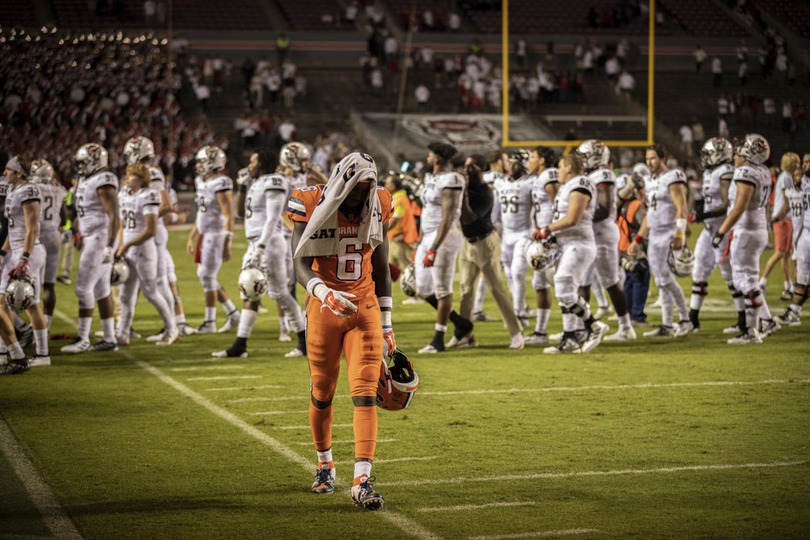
[620,254,647,277]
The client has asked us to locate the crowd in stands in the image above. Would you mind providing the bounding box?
[0,28,219,189]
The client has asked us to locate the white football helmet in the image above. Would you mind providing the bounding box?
[525,239,561,274]
[576,139,609,172]
[376,348,419,411]
[238,266,268,301]
[195,146,226,174]
[668,246,695,278]
[279,142,312,173]
[30,159,55,183]
[110,259,131,286]
[5,275,35,312]
[123,136,156,165]
[400,263,416,297]
[735,133,770,165]
[700,137,733,169]
[508,149,530,173]
[75,143,109,176]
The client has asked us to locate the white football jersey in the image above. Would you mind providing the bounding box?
[728,164,770,231]
[644,168,686,230]
[245,173,286,239]
[785,176,809,244]
[552,175,595,244]
[494,175,534,233]
[281,172,307,238]
[483,170,507,185]
[772,170,793,220]
[75,171,119,236]
[420,170,464,234]
[532,168,559,228]
[0,176,8,213]
[5,182,42,252]
[702,163,734,225]
[119,187,160,243]
[588,168,617,231]
[147,164,168,228]
[194,173,233,234]
[38,182,67,235]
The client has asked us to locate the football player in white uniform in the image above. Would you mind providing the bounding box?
[61,144,121,353]
[712,134,780,343]
[123,136,196,338]
[162,185,194,334]
[776,152,810,326]
[213,148,308,358]
[414,142,473,353]
[1,156,50,365]
[493,149,535,325]
[525,146,559,344]
[115,164,179,345]
[628,144,692,337]
[29,160,67,332]
[575,140,636,341]
[687,137,739,331]
[536,154,609,354]
[186,146,240,334]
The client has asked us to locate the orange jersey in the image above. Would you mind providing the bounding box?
[287,184,393,298]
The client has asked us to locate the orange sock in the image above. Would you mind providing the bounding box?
[309,401,333,451]
[353,404,377,461]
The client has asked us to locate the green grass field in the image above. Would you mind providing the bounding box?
[1,228,808,539]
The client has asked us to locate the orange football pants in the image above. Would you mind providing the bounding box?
[307,295,382,461]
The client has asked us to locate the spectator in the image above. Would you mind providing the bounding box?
[282,81,296,111]
[782,100,793,132]
[144,0,156,25]
[415,83,430,112]
[370,65,384,98]
[763,96,776,127]
[738,61,748,86]
[711,56,722,87]
[276,33,290,65]
[691,120,704,156]
[718,117,730,139]
[344,0,358,24]
[278,117,296,145]
[679,124,694,158]
[515,37,528,69]
[616,70,635,103]
[448,11,461,32]
[267,67,282,104]
[717,94,729,123]
[693,45,707,73]
[384,33,398,67]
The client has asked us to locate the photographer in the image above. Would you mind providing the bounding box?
[617,165,651,327]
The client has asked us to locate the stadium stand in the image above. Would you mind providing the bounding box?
[276,0,354,31]
[0,0,35,27]
[755,0,810,38]
[658,0,749,37]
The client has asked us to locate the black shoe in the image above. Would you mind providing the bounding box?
[453,318,474,340]
[2,357,30,375]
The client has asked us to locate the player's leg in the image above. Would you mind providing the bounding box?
[137,242,178,344]
[645,233,676,336]
[91,241,118,351]
[527,270,551,344]
[777,233,809,325]
[688,228,715,330]
[265,235,306,356]
[196,232,224,333]
[62,234,104,352]
[428,229,472,350]
[41,231,61,331]
[729,228,769,343]
[510,236,531,320]
[116,254,141,345]
[25,246,49,364]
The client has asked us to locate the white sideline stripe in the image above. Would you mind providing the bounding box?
[377,460,808,487]
[186,375,261,381]
[150,358,223,364]
[470,529,599,539]
[416,501,535,513]
[275,423,353,430]
[293,438,396,446]
[119,351,437,540]
[336,456,439,466]
[208,385,285,392]
[170,365,247,372]
[0,418,83,540]
[250,410,309,415]
[228,378,810,403]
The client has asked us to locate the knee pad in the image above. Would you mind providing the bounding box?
[200,276,219,293]
[554,275,576,306]
[691,281,709,297]
[745,289,763,309]
[728,284,743,299]
[795,283,807,299]
[570,296,590,318]
[75,284,95,310]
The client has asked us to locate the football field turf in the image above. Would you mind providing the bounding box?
[1,228,808,539]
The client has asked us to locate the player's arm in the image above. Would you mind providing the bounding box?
[593,183,614,222]
[234,169,250,218]
[703,175,734,220]
[372,223,395,355]
[251,190,287,264]
[545,181,560,202]
[773,182,790,221]
[186,222,198,257]
[118,214,157,257]
[216,188,234,262]
[98,186,120,253]
[157,188,172,217]
[717,181,754,236]
[22,199,40,256]
[627,214,649,257]
[434,187,462,248]
[302,161,328,185]
[669,181,688,250]
[548,191,590,232]
[291,220,317,289]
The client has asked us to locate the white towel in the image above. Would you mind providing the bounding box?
[294,152,384,258]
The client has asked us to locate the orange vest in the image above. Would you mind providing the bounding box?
[618,199,643,252]
[388,190,418,244]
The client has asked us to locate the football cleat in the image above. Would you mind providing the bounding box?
[178,323,198,336]
[543,335,581,354]
[775,308,801,326]
[61,338,91,353]
[418,343,443,354]
[278,329,291,341]
[311,461,336,494]
[115,333,130,347]
[604,326,637,342]
[284,347,305,358]
[723,323,744,334]
[351,475,384,510]
[197,321,217,334]
[643,325,675,337]
[130,329,142,339]
[518,315,530,328]
[212,347,248,358]
[146,329,166,342]
[57,275,72,285]
[758,318,781,338]
[593,306,613,320]
[673,320,695,338]
[549,331,564,341]
[728,329,762,344]
[581,321,610,352]
[1,357,29,375]
[157,329,179,346]
[524,332,549,345]
[473,311,498,322]
[218,312,240,334]
[509,332,525,350]
[779,290,793,301]
[28,355,51,367]
[88,340,118,352]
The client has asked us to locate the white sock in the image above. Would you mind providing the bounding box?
[78,316,92,341]
[236,309,258,338]
[45,314,52,331]
[758,276,767,287]
[593,286,608,310]
[176,313,186,325]
[619,313,632,330]
[784,280,792,292]
[34,328,48,356]
[789,303,802,314]
[7,341,24,361]
[222,298,237,315]
[0,338,7,354]
[317,449,333,464]
[101,317,115,342]
[205,306,216,323]
[534,308,550,334]
[353,460,372,480]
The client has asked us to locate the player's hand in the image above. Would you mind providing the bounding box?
[249,246,265,267]
[9,258,28,279]
[628,240,639,257]
[187,236,195,257]
[222,239,231,262]
[532,226,551,241]
[115,244,128,259]
[320,289,358,318]
[102,246,114,264]
[711,232,724,249]
[671,236,684,251]
[61,229,72,244]
[423,248,438,267]
[383,329,396,357]
[74,231,83,250]
[236,167,251,186]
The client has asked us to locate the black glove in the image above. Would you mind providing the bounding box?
[711,231,724,249]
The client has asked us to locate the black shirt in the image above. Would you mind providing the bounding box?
[460,183,495,240]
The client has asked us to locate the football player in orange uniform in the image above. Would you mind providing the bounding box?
[287,152,394,510]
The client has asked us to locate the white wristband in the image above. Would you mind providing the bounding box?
[676,218,687,234]
[306,277,328,302]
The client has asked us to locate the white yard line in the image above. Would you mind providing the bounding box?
[416,501,535,513]
[336,456,439,466]
[0,418,83,540]
[274,423,353,430]
[186,375,261,381]
[206,385,284,392]
[169,365,246,372]
[470,529,600,539]
[377,460,808,487]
